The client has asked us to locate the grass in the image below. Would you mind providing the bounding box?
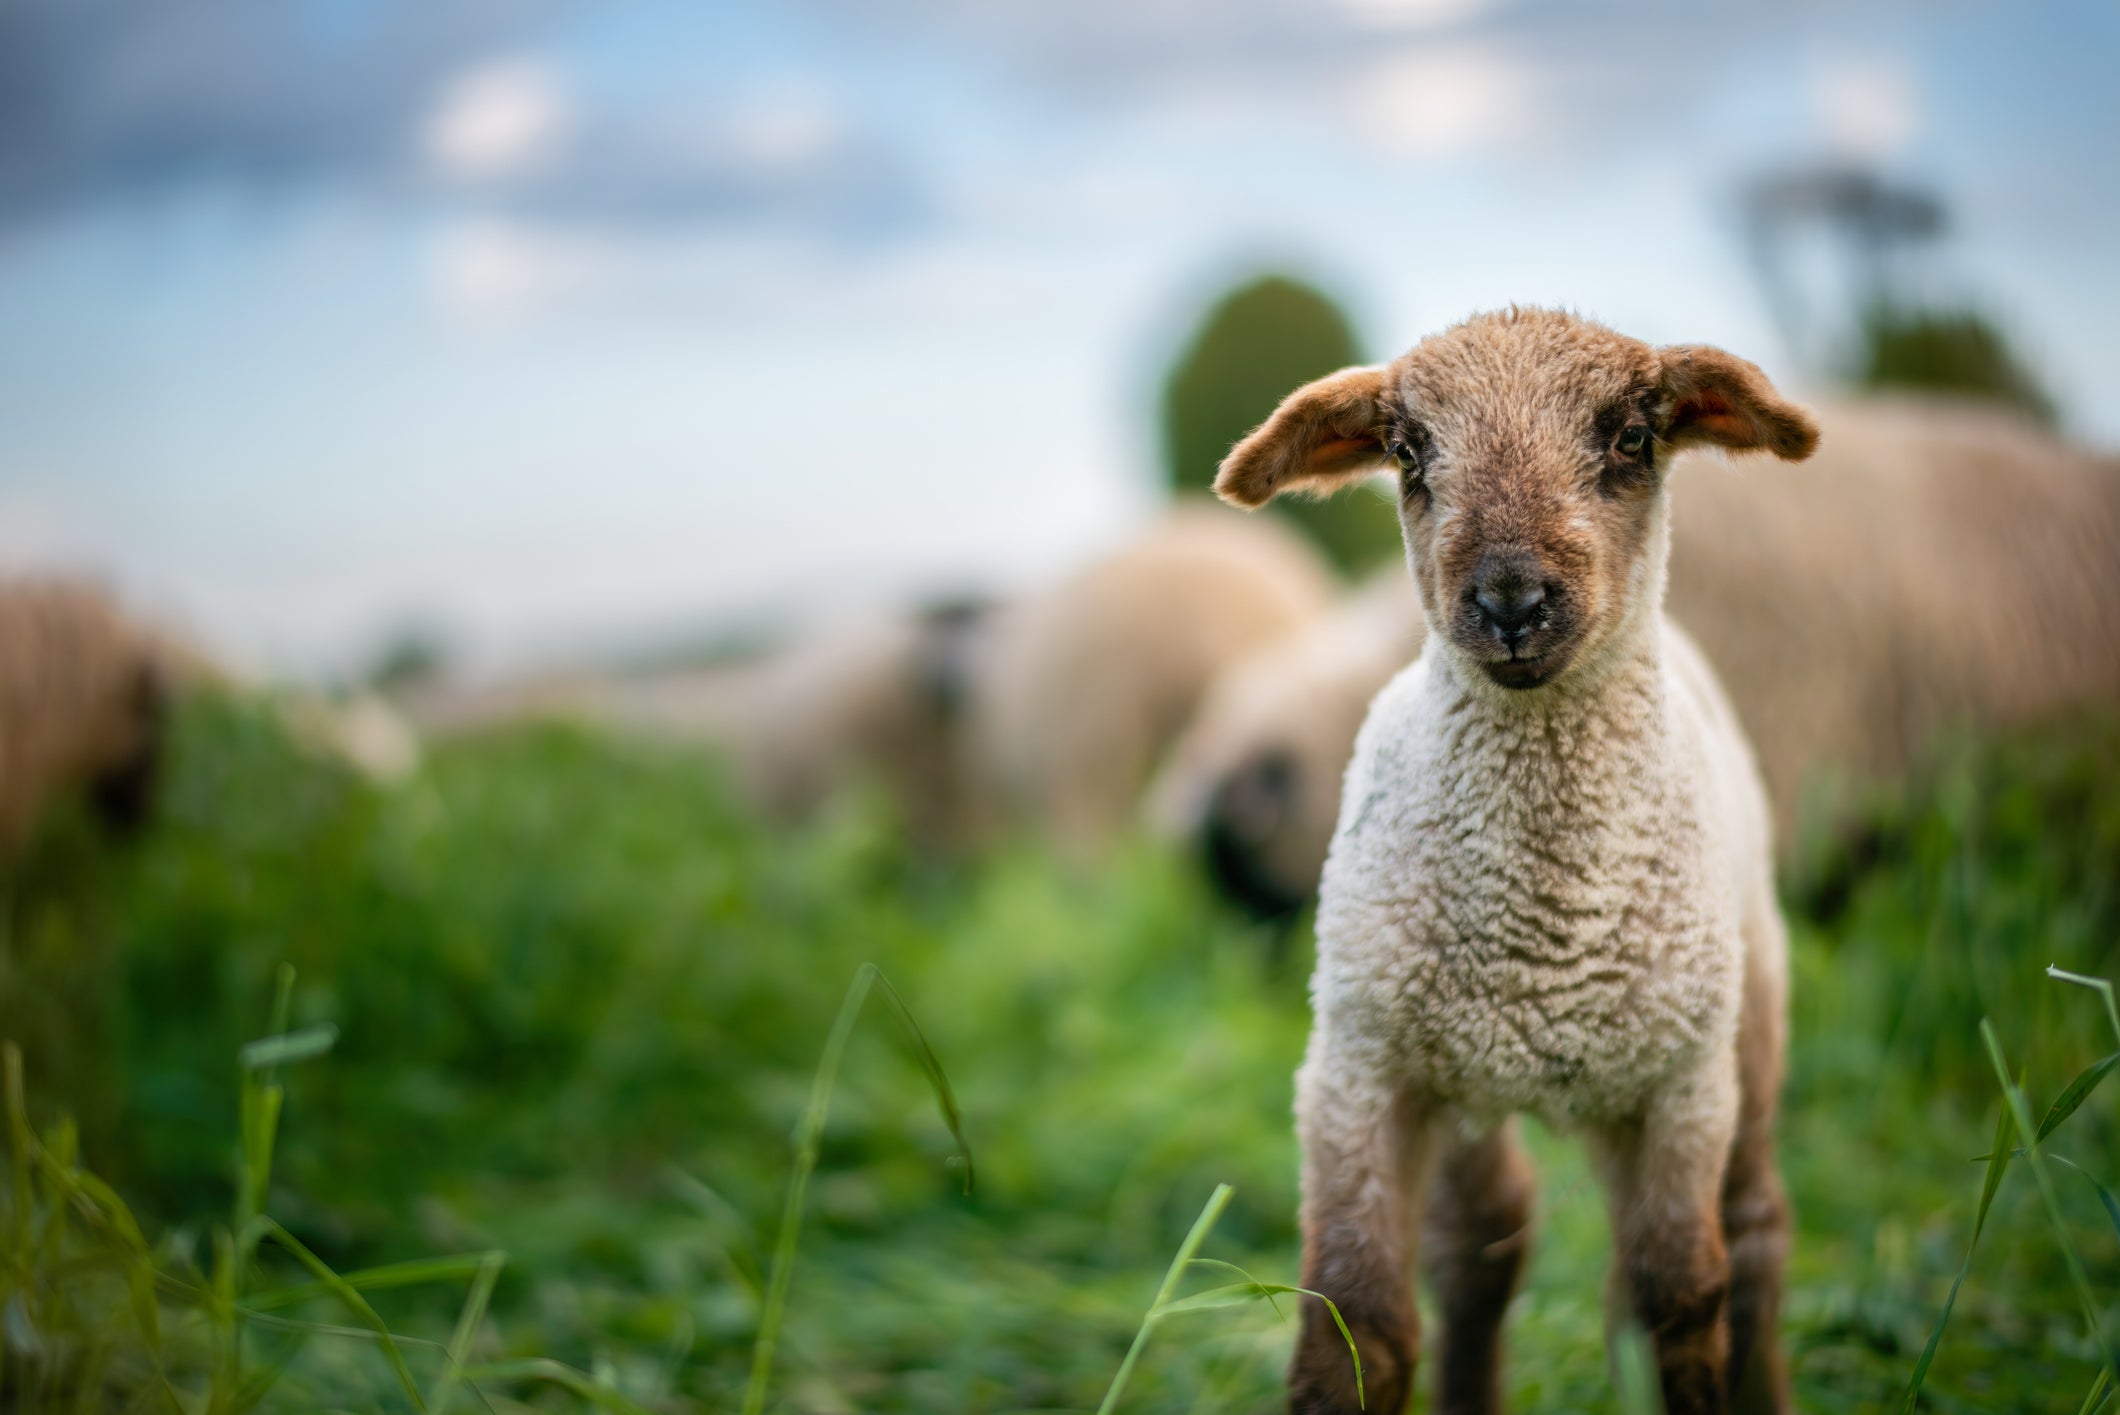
[1,694,2117,1410]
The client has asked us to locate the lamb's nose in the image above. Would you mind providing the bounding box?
[1471,556,1548,636]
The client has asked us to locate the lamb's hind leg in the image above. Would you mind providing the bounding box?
[1724,921,1792,1414]
[1290,1048,1432,1415]
[1424,1119,1537,1415]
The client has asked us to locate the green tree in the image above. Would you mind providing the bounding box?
[1161,274,1401,572]
[1855,304,2055,425]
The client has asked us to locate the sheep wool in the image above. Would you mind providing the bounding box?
[0,582,166,853]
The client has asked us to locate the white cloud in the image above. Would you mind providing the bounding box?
[1353,45,1531,159]
[424,57,575,183]
[1815,56,1920,160]
[726,80,845,170]
[429,219,611,323]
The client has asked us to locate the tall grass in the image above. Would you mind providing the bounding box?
[0,972,656,1413]
[1,695,2115,1410]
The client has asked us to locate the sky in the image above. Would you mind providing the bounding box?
[1,0,2115,676]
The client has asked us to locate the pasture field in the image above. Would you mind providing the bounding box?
[2,695,2117,1412]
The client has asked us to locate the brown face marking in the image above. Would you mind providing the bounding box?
[1387,310,1669,690]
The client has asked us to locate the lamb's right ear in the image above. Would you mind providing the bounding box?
[1214,365,1394,508]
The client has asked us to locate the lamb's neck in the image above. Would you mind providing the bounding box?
[1427,622,1673,803]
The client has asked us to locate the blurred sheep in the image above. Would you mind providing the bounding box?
[402,505,1338,848]
[1159,398,2120,914]
[0,582,167,853]
[604,603,983,843]
[961,502,1337,850]
[1147,569,1423,916]
[1668,396,2120,824]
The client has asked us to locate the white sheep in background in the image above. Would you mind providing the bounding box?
[398,503,1335,851]
[1163,396,2120,919]
[1217,308,1811,1414]
[1147,568,1422,916]
[959,501,1337,850]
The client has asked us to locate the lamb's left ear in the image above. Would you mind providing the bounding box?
[1215,365,1393,508]
[1658,346,1819,460]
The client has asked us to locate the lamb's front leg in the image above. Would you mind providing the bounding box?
[1290,1040,1431,1415]
[1589,1060,1741,1415]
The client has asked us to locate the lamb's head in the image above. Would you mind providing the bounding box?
[1216,307,1817,691]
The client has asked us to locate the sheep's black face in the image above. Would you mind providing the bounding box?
[1390,316,1666,691]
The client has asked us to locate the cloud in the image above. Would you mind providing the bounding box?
[0,0,924,241]
[429,218,609,323]
[425,57,575,182]
[1815,56,1921,160]
[1353,45,1531,159]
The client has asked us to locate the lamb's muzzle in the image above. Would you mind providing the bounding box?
[1220,307,1805,1415]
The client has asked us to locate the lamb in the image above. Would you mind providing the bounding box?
[1166,397,2120,917]
[959,502,1337,850]
[1216,308,1812,1414]
[0,582,168,854]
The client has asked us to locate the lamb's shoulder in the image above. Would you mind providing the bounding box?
[1313,635,1747,1123]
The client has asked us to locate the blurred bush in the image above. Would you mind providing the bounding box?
[1854,303,2056,424]
[1161,274,1400,572]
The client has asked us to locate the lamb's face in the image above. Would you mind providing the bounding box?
[1387,315,1666,690]
[1214,307,1818,692]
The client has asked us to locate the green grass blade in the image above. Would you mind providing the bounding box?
[20,1089,184,1411]
[432,1250,507,1415]
[2050,968,2120,1049]
[1899,1098,2017,1413]
[2047,1155,2120,1250]
[246,1252,504,1312]
[256,1217,429,1411]
[2039,1053,2120,1143]
[1186,1257,1290,1322]
[2086,1361,2117,1415]
[1981,1020,2120,1384]
[1156,1275,1364,1400]
[237,1025,340,1072]
[667,1167,765,1297]
[741,963,879,1415]
[1097,1184,1256,1415]
[457,1358,655,1414]
[265,961,297,1055]
[5,1044,31,1259]
[739,963,970,1415]
[865,967,975,1193]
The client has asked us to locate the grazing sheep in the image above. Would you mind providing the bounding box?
[405,604,982,844]
[1147,569,1424,918]
[961,502,1337,850]
[1217,308,1810,1413]
[402,506,1334,848]
[1165,397,2120,916]
[1668,396,2120,828]
[614,603,985,844]
[0,582,167,853]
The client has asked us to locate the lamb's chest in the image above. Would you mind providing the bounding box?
[1321,748,1739,1120]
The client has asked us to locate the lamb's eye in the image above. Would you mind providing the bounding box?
[1614,425,1649,457]
[1388,440,1420,473]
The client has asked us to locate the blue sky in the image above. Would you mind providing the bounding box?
[1,0,2114,673]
